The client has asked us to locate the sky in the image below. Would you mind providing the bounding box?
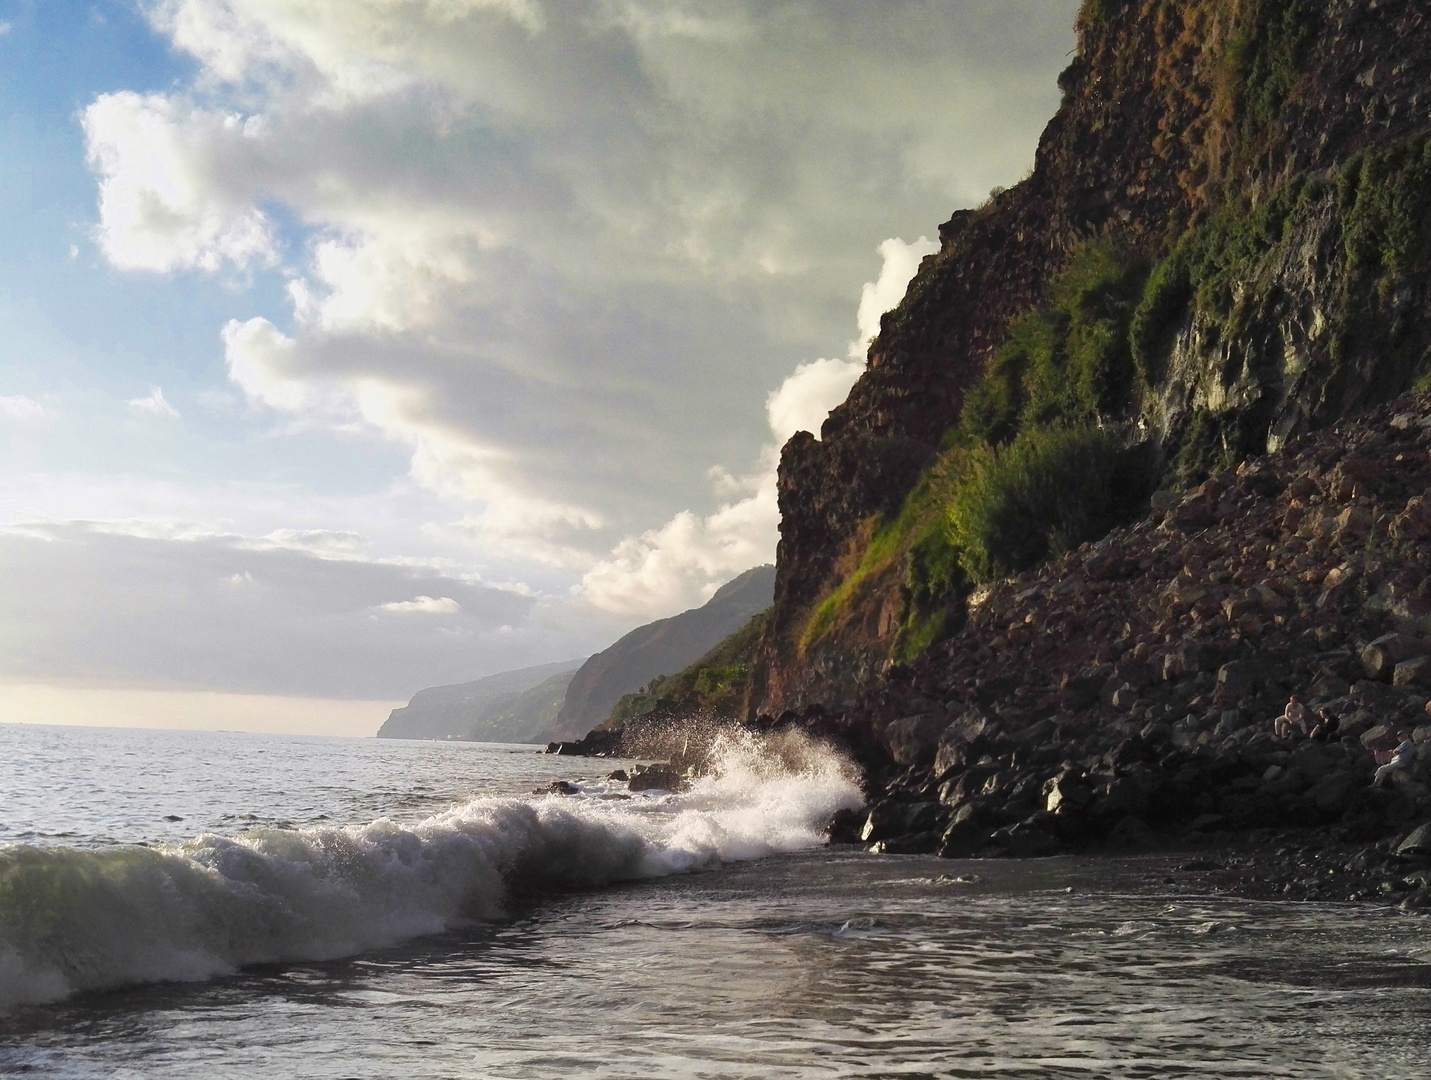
[0,0,1079,735]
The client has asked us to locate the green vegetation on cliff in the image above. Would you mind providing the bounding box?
[800,244,1158,662]
[949,426,1150,583]
[962,241,1147,445]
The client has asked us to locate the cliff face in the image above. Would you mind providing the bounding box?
[750,0,1431,717]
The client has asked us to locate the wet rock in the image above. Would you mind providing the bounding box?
[1044,770,1093,814]
[860,800,940,843]
[827,807,865,844]
[545,780,580,795]
[938,812,991,858]
[868,831,942,855]
[860,800,906,843]
[1105,815,1157,850]
[628,764,687,792]
[1001,817,1061,857]
[1399,887,1431,911]
[606,769,629,782]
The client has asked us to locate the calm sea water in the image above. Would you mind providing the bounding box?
[2,723,1430,1079]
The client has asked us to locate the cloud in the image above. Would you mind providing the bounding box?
[83,92,277,274]
[766,358,863,446]
[377,594,460,615]
[0,522,597,698]
[852,236,940,358]
[0,21,11,37]
[128,385,180,417]
[82,0,1074,566]
[576,467,778,617]
[574,231,933,616]
[0,395,46,420]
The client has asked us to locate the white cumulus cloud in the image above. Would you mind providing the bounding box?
[852,236,939,358]
[83,91,277,274]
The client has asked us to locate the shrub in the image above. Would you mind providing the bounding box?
[961,241,1147,447]
[949,425,1151,583]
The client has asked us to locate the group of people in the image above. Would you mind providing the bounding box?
[1275,695,1419,787]
[1274,695,1340,742]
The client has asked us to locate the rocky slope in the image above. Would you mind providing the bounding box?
[377,659,582,742]
[758,389,1431,907]
[749,0,1431,716]
[547,565,774,741]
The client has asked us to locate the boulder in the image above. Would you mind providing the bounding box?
[1390,496,1431,544]
[1215,660,1262,704]
[1307,769,1360,817]
[882,712,946,767]
[1333,506,1373,544]
[1395,656,1431,688]
[860,800,907,843]
[1044,771,1093,814]
[1002,818,1062,857]
[932,738,972,781]
[1396,821,1431,859]
[1105,815,1157,850]
[1360,633,1423,681]
[860,800,940,844]
[826,807,865,844]
[938,814,990,858]
[869,831,942,855]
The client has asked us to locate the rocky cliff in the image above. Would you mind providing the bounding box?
[762,388,1431,907]
[749,0,1431,717]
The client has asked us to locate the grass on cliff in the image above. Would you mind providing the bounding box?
[798,449,971,661]
[949,425,1153,583]
[603,610,770,729]
[962,241,1148,447]
[801,243,1157,660]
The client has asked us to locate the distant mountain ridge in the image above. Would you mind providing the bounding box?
[547,565,775,741]
[377,658,584,742]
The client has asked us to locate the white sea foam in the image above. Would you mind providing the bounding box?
[0,730,861,1011]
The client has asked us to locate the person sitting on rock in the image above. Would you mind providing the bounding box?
[1275,695,1310,739]
[1374,731,1418,787]
[1309,709,1341,743]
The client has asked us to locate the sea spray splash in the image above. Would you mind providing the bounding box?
[0,730,862,1011]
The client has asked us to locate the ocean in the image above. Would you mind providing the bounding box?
[1,723,1430,1079]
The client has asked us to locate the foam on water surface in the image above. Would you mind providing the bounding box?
[0,731,862,1010]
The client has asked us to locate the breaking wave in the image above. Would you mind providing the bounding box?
[0,731,861,1011]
